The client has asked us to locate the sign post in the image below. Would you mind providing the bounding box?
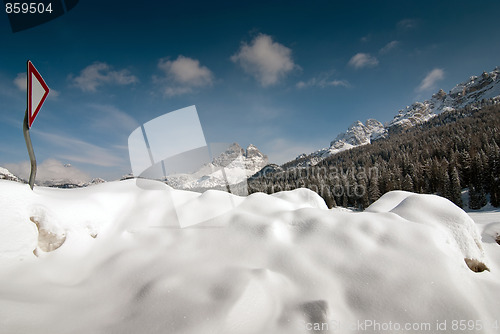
[23,60,50,190]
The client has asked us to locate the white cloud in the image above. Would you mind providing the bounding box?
[417,68,444,92]
[379,40,399,54]
[158,56,213,86]
[5,159,90,183]
[71,62,138,92]
[14,72,60,98]
[348,53,379,69]
[155,55,214,97]
[231,33,296,87]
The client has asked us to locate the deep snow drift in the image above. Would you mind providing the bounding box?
[0,180,499,334]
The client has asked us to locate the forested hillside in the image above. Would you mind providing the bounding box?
[248,100,500,210]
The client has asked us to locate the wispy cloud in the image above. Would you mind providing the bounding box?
[32,130,125,167]
[416,68,444,92]
[87,104,139,133]
[379,40,399,54]
[296,72,349,89]
[13,73,25,91]
[348,53,379,69]
[5,159,91,183]
[14,72,60,98]
[397,18,419,30]
[70,62,138,92]
[154,55,214,97]
[360,34,371,43]
[231,33,297,87]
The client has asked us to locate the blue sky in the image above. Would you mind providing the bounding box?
[1,0,500,180]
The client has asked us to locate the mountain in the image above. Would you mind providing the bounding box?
[389,67,500,131]
[32,177,106,188]
[165,143,268,191]
[286,66,500,168]
[292,119,387,167]
[1,144,267,191]
[0,167,23,183]
[0,165,105,188]
[249,163,284,180]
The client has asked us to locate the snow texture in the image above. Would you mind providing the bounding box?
[0,180,499,334]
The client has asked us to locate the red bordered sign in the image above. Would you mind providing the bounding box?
[27,61,50,128]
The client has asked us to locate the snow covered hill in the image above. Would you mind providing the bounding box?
[0,180,499,334]
[0,167,22,183]
[288,66,500,167]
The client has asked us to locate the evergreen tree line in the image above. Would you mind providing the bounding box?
[248,100,500,210]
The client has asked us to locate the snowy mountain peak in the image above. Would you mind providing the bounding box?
[332,119,386,147]
[289,119,387,168]
[0,167,22,183]
[212,143,245,167]
[246,144,263,157]
[286,66,500,168]
[432,88,447,100]
[211,143,267,169]
[165,143,268,190]
[389,66,500,130]
[87,178,106,185]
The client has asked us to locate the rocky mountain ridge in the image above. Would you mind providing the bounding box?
[287,66,500,168]
[165,143,268,190]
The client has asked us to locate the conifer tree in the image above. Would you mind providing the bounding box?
[402,174,414,192]
[469,185,487,210]
[368,173,381,203]
[449,167,463,207]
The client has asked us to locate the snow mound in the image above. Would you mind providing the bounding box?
[483,222,500,245]
[0,180,499,334]
[367,191,487,269]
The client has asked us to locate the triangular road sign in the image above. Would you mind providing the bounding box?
[27,61,50,128]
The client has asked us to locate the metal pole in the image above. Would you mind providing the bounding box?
[23,109,36,190]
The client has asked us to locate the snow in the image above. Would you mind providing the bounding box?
[366,191,487,266]
[1,180,500,333]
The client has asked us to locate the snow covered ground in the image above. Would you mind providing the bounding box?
[0,180,499,334]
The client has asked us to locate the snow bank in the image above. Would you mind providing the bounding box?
[0,180,499,334]
[366,190,487,267]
